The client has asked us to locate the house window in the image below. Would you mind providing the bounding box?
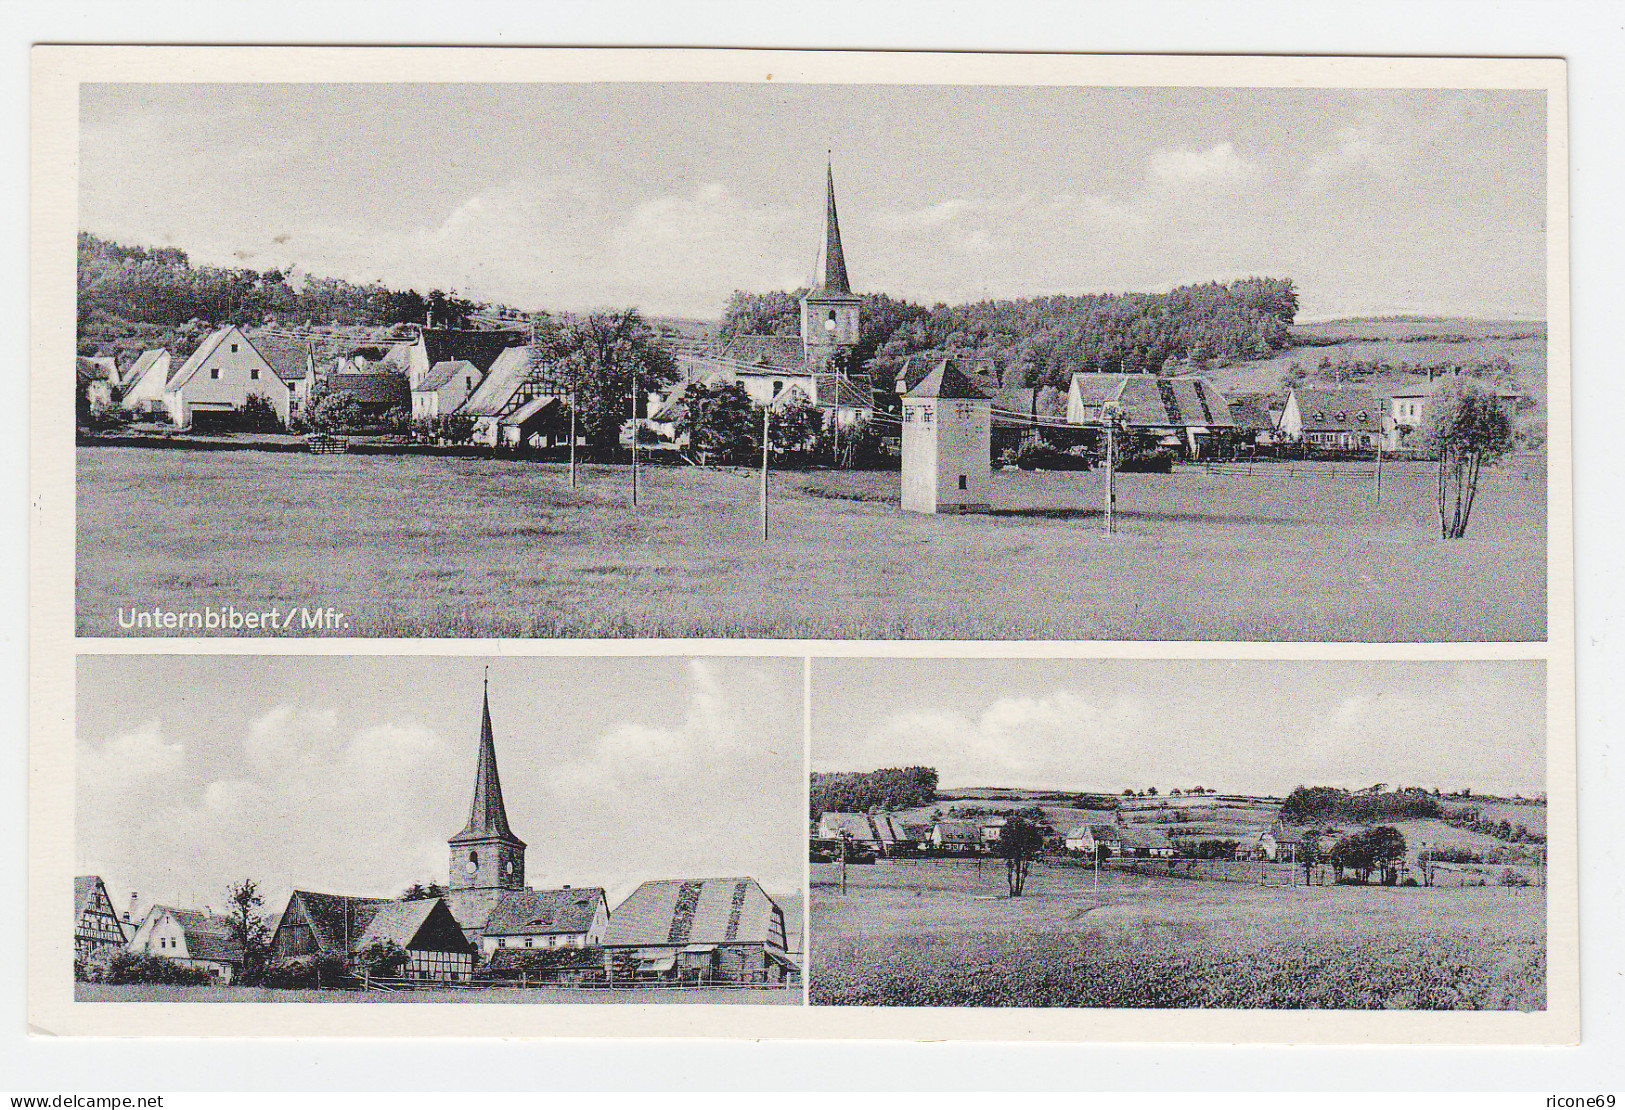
[921,408,933,425]
[230,343,239,353]
[210,368,220,379]
[1313,411,1324,421]
[250,368,260,380]
[525,937,533,948]
[958,475,968,490]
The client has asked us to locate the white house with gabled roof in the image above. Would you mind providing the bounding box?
[162,325,291,429]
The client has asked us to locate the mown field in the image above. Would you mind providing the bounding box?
[79,447,1545,640]
[75,982,799,1005]
[810,858,1546,1010]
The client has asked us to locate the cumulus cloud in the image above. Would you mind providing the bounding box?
[1302,126,1394,189]
[77,661,803,917]
[1147,141,1258,188]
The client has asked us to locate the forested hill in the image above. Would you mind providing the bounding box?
[76,231,510,362]
[721,277,1299,389]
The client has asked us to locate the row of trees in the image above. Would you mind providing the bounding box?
[810,767,940,821]
[1279,786,1446,825]
[721,277,1300,389]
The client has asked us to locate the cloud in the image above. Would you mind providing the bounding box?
[76,661,803,916]
[1301,126,1394,190]
[1147,142,1258,188]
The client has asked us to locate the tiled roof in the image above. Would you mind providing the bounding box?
[250,334,313,382]
[483,888,605,937]
[1070,373,1238,429]
[123,349,169,392]
[814,373,875,409]
[895,355,997,395]
[421,328,527,374]
[602,878,781,948]
[905,361,992,401]
[352,898,475,956]
[721,335,808,373]
[286,891,391,955]
[417,360,481,394]
[1290,388,1381,433]
[458,346,532,417]
[156,906,244,965]
[1225,394,1279,433]
[820,813,876,840]
[1116,827,1173,850]
[499,396,564,427]
[934,820,981,843]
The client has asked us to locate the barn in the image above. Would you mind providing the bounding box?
[268,890,475,980]
[480,887,609,956]
[600,877,794,985]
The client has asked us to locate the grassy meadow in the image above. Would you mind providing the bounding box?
[78,447,1545,639]
[810,858,1546,1010]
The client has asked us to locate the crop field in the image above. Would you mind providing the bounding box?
[79,447,1544,640]
[810,858,1546,1010]
[75,982,799,1004]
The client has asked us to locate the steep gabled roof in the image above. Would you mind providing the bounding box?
[819,813,877,840]
[122,349,170,393]
[250,334,314,382]
[449,681,524,848]
[457,346,533,417]
[1069,373,1237,429]
[483,888,606,937]
[165,326,242,392]
[75,875,113,918]
[356,898,475,956]
[417,360,481,394]
[602,878,783,949]
[284,891,391,955]
[933,820,981,843]
[905,361,991,401]
[146,905,245,964]
[1225,394,1280,433]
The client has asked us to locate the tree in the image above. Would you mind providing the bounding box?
[239,392,283,432]
[998,817,1046,897]
[533,308,677,453]
[400,881,446,901]
[1418,377,1514,539]
[1328,826,1407,884]
[356,939,410,978]
[226,878,271,986]
[675,380,760,464]
[311,390,363,433]
[768,391,823,454]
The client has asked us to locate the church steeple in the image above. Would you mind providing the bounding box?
[448,672,525,892]
[801,158,862,369]
[811,160,852,295]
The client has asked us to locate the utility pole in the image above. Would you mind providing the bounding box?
[569,386,578,489]
[760,404,770,540]
[1103,402,1121,535]
[630,362,639,508]
[1374,435,1384,507]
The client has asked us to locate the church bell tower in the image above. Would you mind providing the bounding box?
[800,161,862,371]
[447,675,526,892]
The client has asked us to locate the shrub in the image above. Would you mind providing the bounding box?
[263,953,354,989]
[355,939,409,978]
[88,949,214,985]
[239,392,284,432]
[1499,868,1532,887]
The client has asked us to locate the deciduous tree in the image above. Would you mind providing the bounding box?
[1419,377,1515,539]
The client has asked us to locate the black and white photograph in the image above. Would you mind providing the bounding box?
[71,75,1554,641]
[808,658,1549,1011]
[73,654,803,1003]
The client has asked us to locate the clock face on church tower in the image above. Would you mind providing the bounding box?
[464,857,478,875]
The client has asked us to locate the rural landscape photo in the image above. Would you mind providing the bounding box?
[74,655,803,1002]
[808,658,1548,1009]
[74,83,1549,640]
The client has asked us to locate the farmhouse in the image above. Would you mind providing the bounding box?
[118,349,172,413]
[458,345,561,447]
[351,898,478,981]
[1063,826,1098,854]
[74,875,128,960]
[1065,372,1238,458]
[817,812,881,847]
[251,334,318,420]
[412,359,484,419]
[268,891,476,981]
[1116,827,1175,858]
[901,360,993,514]
[77,358,115,414]
[480,887,609,956]
[1277,387,1382,450]
[127,904,244,983]
[600,877,795,984]
[931,820,983,853]
[161,325,291,430]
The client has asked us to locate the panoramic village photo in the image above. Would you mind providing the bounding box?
[808,658,1549,1010]
[73,82,1550,641]
[73,654,803,1002]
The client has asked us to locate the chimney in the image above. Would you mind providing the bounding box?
[124,891,139,923]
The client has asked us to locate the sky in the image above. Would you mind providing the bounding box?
[79,83,1548,321]
[76,656,803,920]
[812,659,1546,798]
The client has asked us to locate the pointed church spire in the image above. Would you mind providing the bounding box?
[455,673,517,842]
[811,159,852,295]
